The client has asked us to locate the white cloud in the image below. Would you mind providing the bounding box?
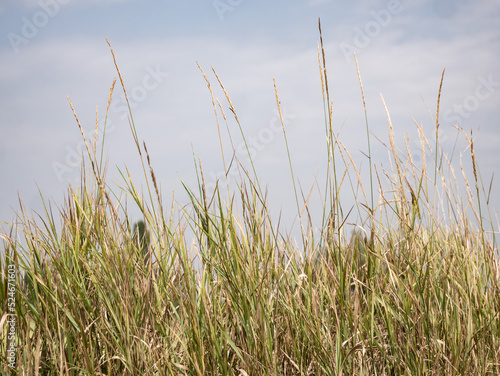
[1,2,499,228]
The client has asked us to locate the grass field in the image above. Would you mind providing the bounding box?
[1,26,499,375]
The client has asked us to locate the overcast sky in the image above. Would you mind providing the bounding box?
[1,0,499,237]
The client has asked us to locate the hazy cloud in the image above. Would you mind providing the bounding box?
[1,0,499,227]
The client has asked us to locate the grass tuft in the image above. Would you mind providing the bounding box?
[1,28,499,375]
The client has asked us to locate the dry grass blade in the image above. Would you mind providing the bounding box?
[106,38,128,105]
[318,18,330,107]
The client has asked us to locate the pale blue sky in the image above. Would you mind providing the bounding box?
[1,0,499,235]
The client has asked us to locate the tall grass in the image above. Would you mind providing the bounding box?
[1,24,499,375]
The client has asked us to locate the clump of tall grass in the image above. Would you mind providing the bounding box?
[1,22,499,375]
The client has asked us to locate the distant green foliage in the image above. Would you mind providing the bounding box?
[132,219,150,266]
